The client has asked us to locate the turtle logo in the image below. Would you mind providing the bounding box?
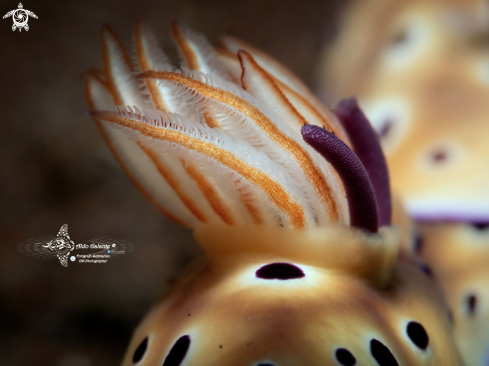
[3,3,37,32]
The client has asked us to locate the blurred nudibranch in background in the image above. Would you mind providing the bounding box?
[318,1,489,365]
[84,19,463,365]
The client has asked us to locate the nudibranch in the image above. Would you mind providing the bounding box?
[84,21,463,365]
[319,0,489,222]
[418,223,489,366]
[319,1,489,365]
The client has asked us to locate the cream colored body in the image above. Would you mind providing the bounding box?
[319,1,489,365]
[319,0,489,220]
[84,21,466,365]
[122,225,462,365]
[419,223,489,366]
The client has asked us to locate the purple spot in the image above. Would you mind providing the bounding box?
[391,30,408,45]
[467,294,477,316]
[406,321,429,350]
[132,337,148,363]
[430,149,448,163]
[447,309,454,325]
[413,234,423,253]
[417,263,433,277]
[334,98,391,227]
[472,222,489,230]
[336,348,356,365]
[370,339,399,366]
[256,263,304,280]
[301,124,378,233]
[378,119,394,139]
[163,335,190,366]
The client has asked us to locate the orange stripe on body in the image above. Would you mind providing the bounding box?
[138,144,208,223]
[171,20,201,71]
[220,36,316,100]
[84,73,188,227]
[182,163,234,225]
[90,111,306,228]
[274,79,350,145]
[139,71,338,222]
[100,25,133,106]
[239,191,263,225]
[84,72,109,108]
[171,22,221,129]
[95,122,188,227]
[86,68,106,84]
[239,50,308,129]
[272,79,348,196]
[134,23,168,114]
[202,114,220,129]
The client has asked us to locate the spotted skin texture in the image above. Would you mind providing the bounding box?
[320,0,489,222]
[320,2,489,365]
[417,223,489,366]
[334,97,391,228]
[301,124,378,233]
[83,22,465,366]
[122,225,463,366]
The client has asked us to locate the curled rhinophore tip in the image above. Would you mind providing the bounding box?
[301,124,378,233]
[334,97,391,227]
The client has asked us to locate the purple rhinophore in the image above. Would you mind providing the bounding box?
[334,97,392,227]
[301,124,378,233]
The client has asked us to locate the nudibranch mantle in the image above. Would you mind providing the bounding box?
[124,223,461,366]
[320,3,489,365]
[84,21,463,366]
[320,0,489,223]
[195,224,400,288]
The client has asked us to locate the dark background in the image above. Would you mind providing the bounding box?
[0,0,345,365]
